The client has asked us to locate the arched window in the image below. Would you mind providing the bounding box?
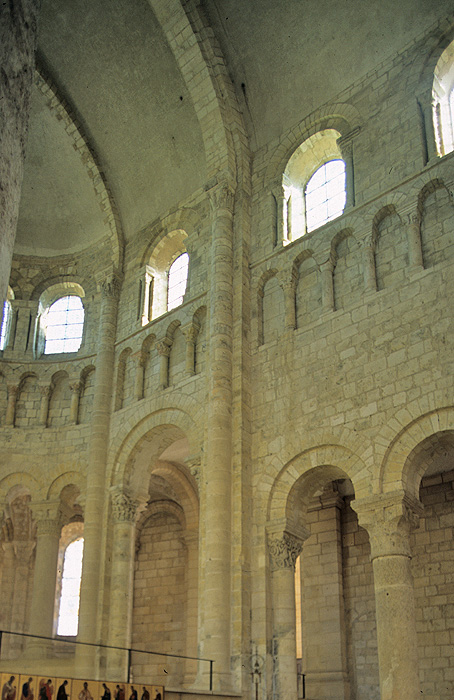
[305,160,346,233]
[44,295,84,355]
[167,253,189,311]
[282,129,347,241]
[140,229,189,323]
[57,537,84,636]
[433,40,454,156]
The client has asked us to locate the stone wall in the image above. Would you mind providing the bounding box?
[0,10,453,700]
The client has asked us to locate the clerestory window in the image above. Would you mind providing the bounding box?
[0,301,12,351]
[44,295,84,355]
[305,160,346,233]
[282,129,347,241]
[167,253,189,311]
[140,229,189,324]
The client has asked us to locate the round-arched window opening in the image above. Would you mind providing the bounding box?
[305,160,347,233]
[57,537,84,636]
[44,295,84,355]
[167,252,189,311]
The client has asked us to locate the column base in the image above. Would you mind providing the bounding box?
[304,670,350,699]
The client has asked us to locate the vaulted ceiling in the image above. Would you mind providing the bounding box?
[15,0,452,258]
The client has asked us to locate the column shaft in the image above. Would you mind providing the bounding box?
[268,530,305,700]
[77,275,120,674]
[106,493,138,679]
[70,383,81,424]
[39,386,50,427]
[354,493,422,700]
[372,554,420,700]
[133,357,145,400]
[202,182,235,690]
[5,385,18,426]
[27,513,61,656]
[321,261,334,313]
[364,244,377,292]
[407,213,424,270]
[283,283,296,331]
[157,341,170,389]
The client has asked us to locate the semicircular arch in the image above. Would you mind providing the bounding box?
[379,405,454,497]
[267,444,369,526]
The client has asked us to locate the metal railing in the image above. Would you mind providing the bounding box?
[0,630,214,692]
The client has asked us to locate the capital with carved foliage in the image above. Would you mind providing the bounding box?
[207,179,235,214]
[110,489,140,523]
[353,491,423,560]
[267,522,309,571]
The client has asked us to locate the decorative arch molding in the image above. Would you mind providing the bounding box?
[378,405,454,497]
[109,402,203,490]
[265,103,363,186]
[266,444,369,525]
[34,63,124,269]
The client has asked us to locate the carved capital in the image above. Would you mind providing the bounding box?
[406,211,420,227]
[353,491,423,560]
[30,501,63,537]
[268,532,304,571]
[207,181,235,213]
[111,490,138,523]
[270,178,285,200]
[134,350,147,368]
[181,322,199,344]
[39,384,51,398]
[101,272,122,300]
[156,339,171,357]
[7,384,19,397]
[69,381,81,394]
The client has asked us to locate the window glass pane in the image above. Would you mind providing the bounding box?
[44,295,84,354]
[57,538,84,636]
[0,301,11,351]
[167,253,189,311]
[305,160,347,233]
